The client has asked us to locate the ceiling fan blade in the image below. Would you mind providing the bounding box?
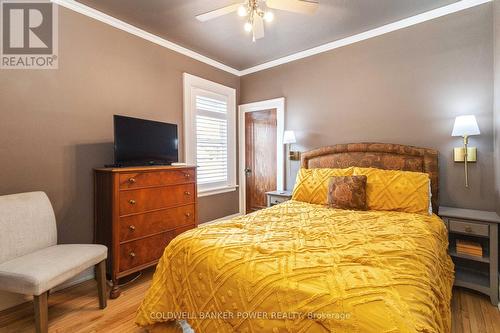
[196,3,241,22]
[253,15,265,40]
[266,0,318,14]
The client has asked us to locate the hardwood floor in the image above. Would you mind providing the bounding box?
[0,268,499,333]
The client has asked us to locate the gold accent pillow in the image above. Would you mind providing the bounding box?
[328,175,368,210]
[292,167,354,205]
[353,167,430,215]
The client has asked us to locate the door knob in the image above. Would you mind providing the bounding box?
[244,168,252,175]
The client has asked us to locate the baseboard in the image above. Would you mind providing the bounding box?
[202,212,243,225]
[0,292,30,312]
[52,267,95,292]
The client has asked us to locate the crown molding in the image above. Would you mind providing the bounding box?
[50,0,240,76]
[240,0,492,75]
[52,0,491,77]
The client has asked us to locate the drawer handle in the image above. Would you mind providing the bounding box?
[129,252,136,258]
[129,225,136,231]
[183,173,191,178]
[128,177,136,184]
[129,199,136,205]
[185,212,191,218]
[184,191,191,196]
[465,226,473,233]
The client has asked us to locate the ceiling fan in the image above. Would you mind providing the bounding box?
[196,0,319,42]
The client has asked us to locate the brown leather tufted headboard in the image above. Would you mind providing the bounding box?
[300,143,439,213]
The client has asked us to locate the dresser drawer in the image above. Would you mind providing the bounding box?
[120,204,195,241]
[449,219,489,237]
[119,232,174,272]
[119,183,195,216]
[119,169,195,189]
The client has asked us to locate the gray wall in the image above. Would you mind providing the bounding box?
[0,7,241,242]
[241,4,495,211]
[0,7,240,309]
[495,0,500,213]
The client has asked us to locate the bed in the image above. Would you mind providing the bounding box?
[136,143,454,333]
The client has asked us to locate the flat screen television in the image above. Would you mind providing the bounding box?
[113,115,178,166]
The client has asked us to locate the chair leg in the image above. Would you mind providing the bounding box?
[95,260,107,309]
[34,292,48,333]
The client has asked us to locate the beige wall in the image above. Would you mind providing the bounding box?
[241,4,495,211]
[0,7,240,309]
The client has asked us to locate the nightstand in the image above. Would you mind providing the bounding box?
[266,190,292,207]
[440,206,499,305]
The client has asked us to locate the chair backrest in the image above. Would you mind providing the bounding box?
[0,191,57,264]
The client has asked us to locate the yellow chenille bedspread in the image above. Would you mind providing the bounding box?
[136,200,454,333]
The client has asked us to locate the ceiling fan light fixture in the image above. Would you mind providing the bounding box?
[244,21,253,32]
[237,5,247,17]
[196,0,319,41]
[263,11,274,22]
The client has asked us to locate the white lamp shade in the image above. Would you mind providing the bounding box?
[451,115,480,137]
[283,130,296,144]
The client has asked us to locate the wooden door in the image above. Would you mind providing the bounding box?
[245,109,277,213]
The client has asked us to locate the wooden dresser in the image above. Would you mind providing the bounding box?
[94,165,197,298]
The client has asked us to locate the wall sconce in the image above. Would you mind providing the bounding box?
[283,130,300,160]
[451,115,480,188]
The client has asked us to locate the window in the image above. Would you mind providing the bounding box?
[183,73,237,196]
[196,94,228,186]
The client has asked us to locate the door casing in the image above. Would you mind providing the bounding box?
[238,97,285,215]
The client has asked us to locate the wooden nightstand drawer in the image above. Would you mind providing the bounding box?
[449,219,489,237]
[266,190,292,207]
[269,196,288,205]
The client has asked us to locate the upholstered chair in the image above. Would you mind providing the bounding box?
[0,192,108,333]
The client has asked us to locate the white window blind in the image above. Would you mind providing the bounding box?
[196,94,229,186]
[183,73,236,197]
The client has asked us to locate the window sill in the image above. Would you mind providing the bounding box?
[198,185,238,197]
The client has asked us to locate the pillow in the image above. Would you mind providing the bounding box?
[353,167,430,215]
[328,175,368,210]
[292,167,354,205]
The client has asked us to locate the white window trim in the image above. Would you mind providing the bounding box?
[183,73,237,197]
[238,98,285,215]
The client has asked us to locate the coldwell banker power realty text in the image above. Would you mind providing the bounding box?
[1,0,58,69]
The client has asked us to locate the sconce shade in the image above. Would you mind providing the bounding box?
[451,115,480,137]
[283,130,296,144]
